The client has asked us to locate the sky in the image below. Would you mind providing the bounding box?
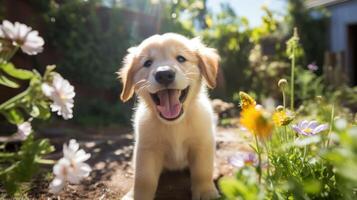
[207,0,287,27]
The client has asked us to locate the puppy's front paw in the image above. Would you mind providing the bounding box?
[192,183,220,200]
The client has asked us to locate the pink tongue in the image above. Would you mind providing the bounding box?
[157,90,182,119]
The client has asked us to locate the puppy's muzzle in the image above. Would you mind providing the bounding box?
[155,66,175,86]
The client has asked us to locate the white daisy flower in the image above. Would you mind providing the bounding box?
[42,74,75,120]
[0,20,44,55]
[49,158,70,194]
[14,121,32,140]
[62,139,92,184]
[49,139,91,194]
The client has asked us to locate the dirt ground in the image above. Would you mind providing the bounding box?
[25,121,252,200]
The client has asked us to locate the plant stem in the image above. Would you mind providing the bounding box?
[0,152,16,158]
[303,145,307,164]
[5,46,19,62]
[254,134,262,184]
[264,142,270,177]
[0,87,31,111]
[290,48,295,111]
[326,104,335,147]
[36,158,56,165]
[282,88,286,109]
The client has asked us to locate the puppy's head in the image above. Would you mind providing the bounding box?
[118,33,220,122]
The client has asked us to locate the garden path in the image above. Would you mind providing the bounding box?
[29,121,251,200]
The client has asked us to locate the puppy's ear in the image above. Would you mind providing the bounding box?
[118,47,137,102]
[193,37,220,88]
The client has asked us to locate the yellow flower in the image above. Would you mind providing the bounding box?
[239,91,256,110]
[240,106,273,138]
[272,110,294,126]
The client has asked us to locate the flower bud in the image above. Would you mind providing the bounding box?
[239,91,256,110]
[316,95,323,103]
[278,79,288,88]
[276,105,284,111]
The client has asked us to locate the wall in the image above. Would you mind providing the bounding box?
[328,0,357,51]
[328,0,357,84]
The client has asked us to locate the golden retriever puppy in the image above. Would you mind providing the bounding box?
[119,33,220,200]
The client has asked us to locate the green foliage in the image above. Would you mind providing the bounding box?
[286,0,329,68]
[219,168,262,200]
[0,65,54,125]
[220,104,356,200]
[324,125,357,199]
[200,4,252,98]
[0,61,55,195]
[0,20,65,196]
[43,0,132,90]
[0,135,54,196]
[250,6,278,43]
[73,97,131,126]
[292,67,324,102]
[245,44,289,101]
[219,31,357,200]
[0,59,33,89]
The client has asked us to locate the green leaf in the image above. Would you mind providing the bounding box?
[38,139,55,154]
[219,178,243,198]
[0,73,19,88]
[0,63,33,80]
[303,179,321,194]
[219,177,258,200]
[36,102,51,120]
[29,105,40,118]
[2,108,24,124]
[0,136,54,195]
[43,65,56,79]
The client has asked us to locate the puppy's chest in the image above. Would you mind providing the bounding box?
[162,138,189,170]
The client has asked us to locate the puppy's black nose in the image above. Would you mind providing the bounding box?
[155,67,176,85]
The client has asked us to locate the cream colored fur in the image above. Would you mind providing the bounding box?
[119,33,220,200]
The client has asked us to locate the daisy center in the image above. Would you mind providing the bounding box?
[303,128,313,134]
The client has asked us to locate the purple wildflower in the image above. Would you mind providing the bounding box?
[292,120,328,136]
[307,63,318,71]
[229,152,258,168]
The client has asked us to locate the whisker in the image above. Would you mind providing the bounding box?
[135,80,150,95]
[137,83,149,93]
[185,72,200,76]
[135,80,148,89]
[137,81,151,95]
[185,77,195,82]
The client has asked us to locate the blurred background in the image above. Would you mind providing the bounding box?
[0,0,356,126]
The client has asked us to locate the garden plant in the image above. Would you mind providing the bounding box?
[219,29,357,200]
[0,20,91,196]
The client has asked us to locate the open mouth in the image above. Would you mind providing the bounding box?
[150,87,189,121]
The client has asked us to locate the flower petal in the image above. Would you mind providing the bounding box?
[292,124,308,136]
[49,177,65,194]
[229,155,245,168]
[75,149,91,162]
[41,83,54,97]
[307,121,318,129]
[67,171,82,184]
[76,162,92,177]
[313,124,329,134]
[300,120,309,129]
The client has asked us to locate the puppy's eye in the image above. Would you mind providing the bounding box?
[143,59,153,68]
[176,55,186,63]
